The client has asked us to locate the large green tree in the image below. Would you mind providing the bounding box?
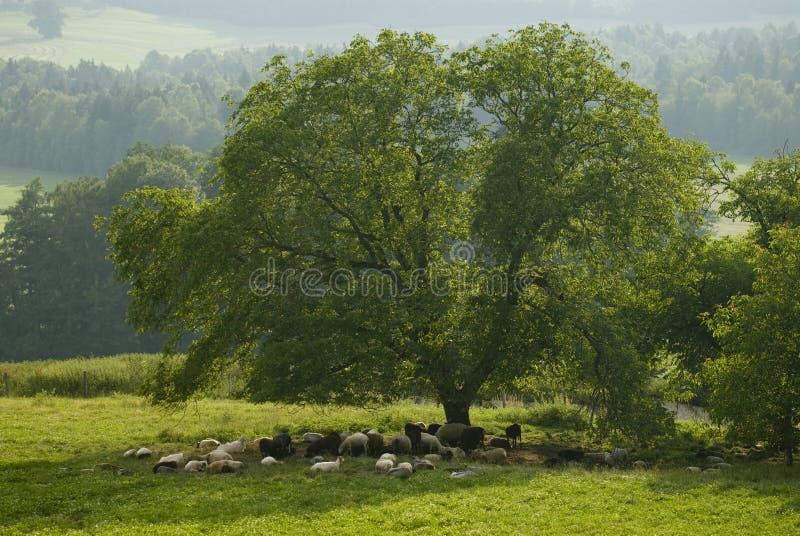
[106,25,714,430]
[28,0,65,39]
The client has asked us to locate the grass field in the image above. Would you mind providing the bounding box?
[0,395,797,534]
[0,7,234,69]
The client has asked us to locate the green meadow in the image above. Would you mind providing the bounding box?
[0,165,77,232]
[0,7,234,69]
[0,394,798,535]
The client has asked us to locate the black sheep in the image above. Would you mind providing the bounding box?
[366,431,384,456]
[273,433,294,458]
[404,422,424,453]
[505,423,522,448]
[426,423,442,436]
[304,432,341,457]
[489,437,511,449]
[460,426,485,453]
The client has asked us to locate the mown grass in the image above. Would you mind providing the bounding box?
[0,7,234,68]
[0,395,798,534]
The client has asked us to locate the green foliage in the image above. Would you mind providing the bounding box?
[527,403,589,431]
[28,0,65,39]
[706,226,800,464]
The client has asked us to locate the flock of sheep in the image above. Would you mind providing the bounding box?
[105,421,731,477]
[113,422,525,478]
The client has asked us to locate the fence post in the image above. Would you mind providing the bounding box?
[83,370,88,398]
[3,372,8,397]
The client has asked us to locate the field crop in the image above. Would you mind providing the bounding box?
[0,395,798,534]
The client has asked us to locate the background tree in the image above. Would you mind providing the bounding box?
[28,0,65,39]
[706,226,800,465]
[106,26,715,433]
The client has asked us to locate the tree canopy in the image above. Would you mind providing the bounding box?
[28,0,65,39]
[106,25,716,433]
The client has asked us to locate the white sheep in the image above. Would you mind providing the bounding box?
[302,432,324,443]
[686,466,702,473]
[423,454,442,463]
[123,448,137,458]
[419,433,444,454]
[379,453,398,463]
[218,436,247,454]
[310,456,343,474]
[375,459,395,473]
[205,450,234,463]
[184,460,208,473]
[135,447,153,459]
[261,456,282,466]
[388,462,413,479]
[412,458,435,471]
[338,432,368,456]
[196,438,220,449]
[610,448,628,465]
[158,453,184,466]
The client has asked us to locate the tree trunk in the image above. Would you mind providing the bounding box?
[784,413,794,466]
[443,399,471,425]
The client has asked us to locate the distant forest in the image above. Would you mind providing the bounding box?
[0,23,799,175]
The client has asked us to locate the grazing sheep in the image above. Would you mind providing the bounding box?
[218,436,247,455]
[474,447,507,465]
[205,450,234,463]
[558,448,584,462]
[391,433,412,455]
[632,460,648,470]
[404,423,424,453]
[375,459,395,473]
[208,460,244,474]
[366,431,384,456]
[440,447,466,461]
[435,423,469,447]
[505,423,522,448]
[123,449,137,458]
[339,431,353,441]
[135,447,153,459]
[305,432,342,458]
[379,453,398,463]
[412,458,435,471]
[195,438,220,449]
[184,460,208,473]
[424,454,442,463]
[339,432,369,457]
[310,456,343,474]
[489,437,511,450]
[426,423,442,436]
[302,432,324,443]
[419,432,444,454]
[388,462,413,479]
[460,427,486,453]
[706,456,724,465]
[260,456,281,466]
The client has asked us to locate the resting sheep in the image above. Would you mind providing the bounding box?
[218,436,247,455]
[412,458,435,471]
[205,450,234,463]
[260,434,294,459]
[123,449,137,458]
[310,456,343,474]
[135,447,153,459]
[260,456,281,466]
[379,453,398,463]
[339,432,368,457]
[184,460,208,473]
[489,437,511,450]
[208,460,244,474]
[375,459,395,473]
[424,454,442,463]
[474,447,508,465]
[505,423,522,448]
[195,438,220,449]
[388,462,413,479]
[441,447,465,461]
[302,432,324,443]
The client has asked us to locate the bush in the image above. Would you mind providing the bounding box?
[527,403,589,431]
